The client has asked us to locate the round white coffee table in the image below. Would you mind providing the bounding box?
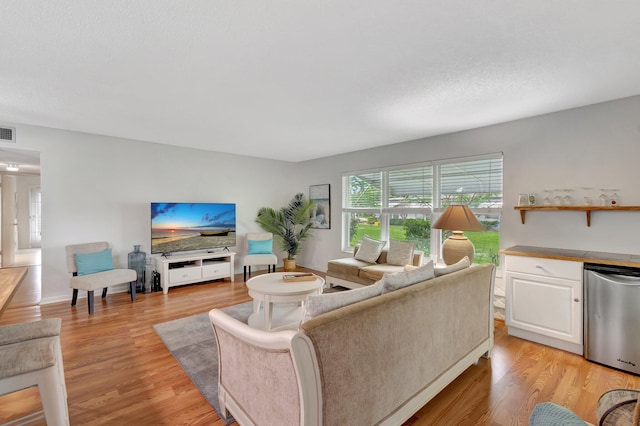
[246,272,325,331]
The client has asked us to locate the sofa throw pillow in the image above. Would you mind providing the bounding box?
[434,256,471,277]
[381,260,434,294]
[353,235,386,263]
[529,402,588,426]
[74,249,114,276]
[386,239,416,266]
[247,239,273,255]
[302,281,383,322]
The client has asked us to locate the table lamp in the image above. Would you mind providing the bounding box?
[432,205,484,265]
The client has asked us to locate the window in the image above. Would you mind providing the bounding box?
[342,153,503,265]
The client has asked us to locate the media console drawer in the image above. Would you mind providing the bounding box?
[169,266,201,284]
[202,262,231,278]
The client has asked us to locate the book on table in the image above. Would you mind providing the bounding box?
[282,273,316,282]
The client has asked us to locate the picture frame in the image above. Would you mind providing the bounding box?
[309,184,330,229]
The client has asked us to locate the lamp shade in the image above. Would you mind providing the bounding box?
[432,205,484,231]
[433,205,484,265]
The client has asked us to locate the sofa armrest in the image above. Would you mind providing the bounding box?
[209,309,322,426]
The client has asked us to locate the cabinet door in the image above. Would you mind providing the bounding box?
[506,271,582,344]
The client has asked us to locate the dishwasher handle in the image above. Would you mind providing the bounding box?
[588,270,640,286]
[584,262,640,277]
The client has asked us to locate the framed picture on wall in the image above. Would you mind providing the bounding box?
[309,184,330,229]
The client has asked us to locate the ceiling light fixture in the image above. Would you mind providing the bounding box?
[6,163,19,172]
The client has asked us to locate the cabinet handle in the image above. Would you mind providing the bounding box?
[574,298,580,302]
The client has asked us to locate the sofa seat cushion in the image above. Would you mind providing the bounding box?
[327,257,373,276]
[70,268,137,291]
[359,264,407,281]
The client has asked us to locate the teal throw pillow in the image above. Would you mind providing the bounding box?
[75,249,115,276]
[248,239,273,255]
[529,402,587,426]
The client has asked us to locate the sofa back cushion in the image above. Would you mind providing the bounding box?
[434,256,471,276]
[381,260,434,293]
[386,239,416,266]
[302,281,383,322]
[353,235,386,263]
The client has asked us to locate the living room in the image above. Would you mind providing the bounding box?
[6,95,640,306]
[2,2,640,425]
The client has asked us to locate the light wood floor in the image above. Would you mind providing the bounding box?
[1,267,639,425]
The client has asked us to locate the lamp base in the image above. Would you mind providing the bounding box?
[442,231,475,265]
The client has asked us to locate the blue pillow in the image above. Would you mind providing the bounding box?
[529,403,587,426]
[247,239,273,255]
[75,249,115,276]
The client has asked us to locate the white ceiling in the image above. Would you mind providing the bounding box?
[2,1,640,162]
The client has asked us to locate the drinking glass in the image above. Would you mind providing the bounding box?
[553,189,563,206]
[581,187,593,206]
[562,189,573,206]
[599,189,608,206]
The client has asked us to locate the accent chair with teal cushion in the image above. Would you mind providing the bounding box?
[65,242,137,314]
[242,232,277,281]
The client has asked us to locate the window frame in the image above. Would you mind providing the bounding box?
[341,152,503,264]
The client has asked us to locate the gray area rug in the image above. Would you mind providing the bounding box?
[153,302,253,425]
[153,286,346,424]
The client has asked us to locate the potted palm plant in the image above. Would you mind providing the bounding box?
[255,193,316,271]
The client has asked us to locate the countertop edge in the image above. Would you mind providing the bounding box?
[499,246,640,268]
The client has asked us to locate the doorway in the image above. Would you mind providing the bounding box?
[0,147,42,306]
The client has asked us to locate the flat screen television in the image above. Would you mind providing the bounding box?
[151,202,236,255]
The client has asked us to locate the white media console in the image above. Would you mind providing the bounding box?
[154,251,236,294]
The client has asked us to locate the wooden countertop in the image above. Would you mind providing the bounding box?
[0,266,28,317]
[499,245,640,268]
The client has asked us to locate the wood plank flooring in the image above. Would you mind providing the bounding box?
[1,267,639,425]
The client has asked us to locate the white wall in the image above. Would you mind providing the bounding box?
[1,125,304,303]
[293,96,640,293]
[3,95,640,303]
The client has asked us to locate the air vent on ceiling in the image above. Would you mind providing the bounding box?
[0,127,16,143]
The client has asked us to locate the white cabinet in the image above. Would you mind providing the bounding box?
[155,251,235,294]
[505,255,583,355]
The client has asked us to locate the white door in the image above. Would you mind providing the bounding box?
[29,186,41,248]
[1,175,17,266]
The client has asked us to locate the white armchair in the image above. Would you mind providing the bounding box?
[65,242,137,314]
[242,232,278,281]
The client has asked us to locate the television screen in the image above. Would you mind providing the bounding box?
[151,202,236,255]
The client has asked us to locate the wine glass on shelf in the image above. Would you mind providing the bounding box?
[543,189,553,206]
[608,189,620,207]
[598,189,608,206]
[562,189,574,206]
[553,189,563,206]
[581,187,593,206]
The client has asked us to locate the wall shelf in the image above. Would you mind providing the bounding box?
[514,206,640,227]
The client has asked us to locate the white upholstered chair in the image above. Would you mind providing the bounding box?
[242,232,278,281]
[65,242,137,314]
[0,318,69,425]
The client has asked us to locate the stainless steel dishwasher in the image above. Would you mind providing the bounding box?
[584,263,640,375]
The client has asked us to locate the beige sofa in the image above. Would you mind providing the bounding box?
[325,246,424,289]
[209,263,495,426]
